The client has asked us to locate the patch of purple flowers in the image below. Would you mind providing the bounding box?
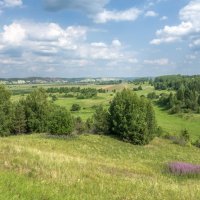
[168,162,200,175]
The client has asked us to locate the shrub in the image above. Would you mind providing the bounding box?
[108,89,157,145]
[168,129,190,146]
[93,105,109,134]
[71,104,81,111]
[85,118,94,132]
[169,105,181,114]
[193,137,200,148]
[51,95,58,102]
[156,126,164,137]
[74,117,85,134]
[48,105,74,135]
[147,92,157,99]
[181,129,190,142]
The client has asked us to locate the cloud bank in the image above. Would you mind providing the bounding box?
[151,0,200,49]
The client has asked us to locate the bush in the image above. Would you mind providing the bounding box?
[85,118,94,132]
[48,105,74,135]
[147,92,158,99]
[74,117,85,134]
[169,129,190,146]
[51,95,58,102]
[156,126,164,137]
[170,105,181,114]
[93,105,109,134]
[108,89,157,145]
[71,104,81,111]
[193,137,200,148]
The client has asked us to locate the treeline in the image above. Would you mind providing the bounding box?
[96,80,122,85]
[46,87,107,99]
[153,75,200,113]
[128,77,152,85]
[0,85,158,145]
[154,75,200,91]
[0,86,74,136]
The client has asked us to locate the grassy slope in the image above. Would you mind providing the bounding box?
[0,134,200,200]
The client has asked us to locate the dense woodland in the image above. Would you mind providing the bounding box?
[151,75,200,114]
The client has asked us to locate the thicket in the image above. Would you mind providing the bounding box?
[0,86,74,136]
[154,75,200,113]
[46,87,106,99]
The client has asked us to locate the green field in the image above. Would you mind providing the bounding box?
[0,134,200,200]
[1,83,200,199]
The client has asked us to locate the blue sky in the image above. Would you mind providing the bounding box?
[0,0,200,77]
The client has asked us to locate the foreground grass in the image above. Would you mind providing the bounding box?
[0,134,200,200]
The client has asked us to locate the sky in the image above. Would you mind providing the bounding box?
[0,0,200,78]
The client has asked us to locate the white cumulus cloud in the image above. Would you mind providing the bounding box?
[144,58,169,65]
[151,0,200,47]
[94,8,141,23]
[145,10,158,17]
[0,21,138,75]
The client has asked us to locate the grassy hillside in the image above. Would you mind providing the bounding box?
[0,134,200,200]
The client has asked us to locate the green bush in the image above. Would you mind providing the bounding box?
[193,137,200,148]
[48,105,74,135]
[93,105,109,134]
[71,104,81,111]
[108,89,157,145]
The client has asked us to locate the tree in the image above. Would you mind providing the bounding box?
[176,85,185,101]
[0,85,12,136]
[168,93,176,109]
[93,105,109,134]
[198,95,200,106]
[22,88,50,133]
[108,89,157,145]
[12,101,26,134]
[48,105,74,135]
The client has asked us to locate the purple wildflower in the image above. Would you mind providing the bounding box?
[168,162,200,175]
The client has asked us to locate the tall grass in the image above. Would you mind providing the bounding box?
[0,134,200,199]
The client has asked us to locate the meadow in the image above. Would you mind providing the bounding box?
[1,134,200,200]
[1,82,200,199]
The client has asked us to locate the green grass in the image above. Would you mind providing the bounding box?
[0,134,200,200]
[55,93,113,120]
[154,105,200,141]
